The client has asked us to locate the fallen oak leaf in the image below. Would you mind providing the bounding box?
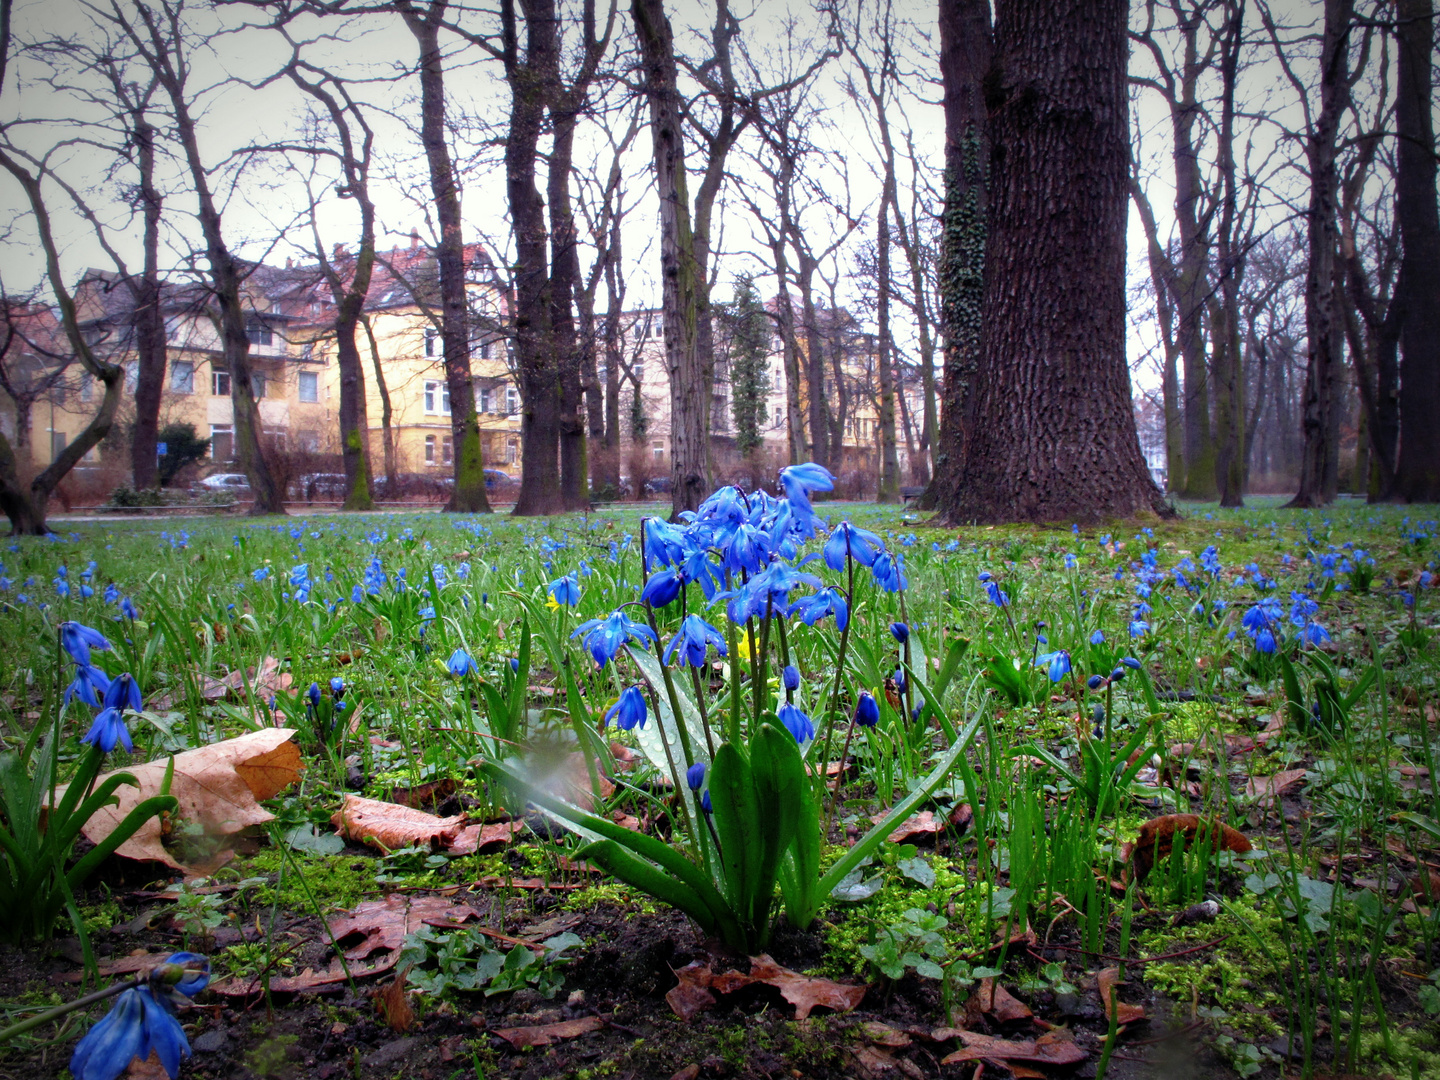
[939,1029,1087,1068]
[879,809,944,844]
[1124,814,1251,883]
[1244,768,1308,806]
[713,955,867,1020]
[859,1021,913,1048]
[53,728,302,873]
[666,962,718,1022]
[331,894,482,961]
[973,977,1032,1024]
[1096,967,1145,1025]
[331,793,465,851]
[447,820,525,856]
[493,1015,603,1048]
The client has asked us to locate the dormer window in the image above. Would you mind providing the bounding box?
[245,315,273,347]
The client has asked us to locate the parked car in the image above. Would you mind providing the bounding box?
[374,472,454,500]
[643,475,672,496]
[190,473,250,497]
[291,473,348,501]
[484,469,516,490]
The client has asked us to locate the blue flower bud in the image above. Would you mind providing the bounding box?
[889,622,909,644]
[686,762,707,791]
[329,676,345,698]
[1086,674,1104,690]
[1110,666,1126,682]
[782,664,800,691]
[306,682,321,707]
[854,691,880,727]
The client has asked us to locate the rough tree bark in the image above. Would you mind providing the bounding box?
[942,0,1171,524]
[1285,0,1356,508]
[1392,0,1440,502]
[926,0,990,512]
[398,0,492,513]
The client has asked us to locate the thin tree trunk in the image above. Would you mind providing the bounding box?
[928,0,990,511]
[944,0,1170,523]
[127,111,165,491]
[362,316,397,486]
[1288,0,1354,508]
[1210,0,1245,508]
[1392,0,1440,501]
[401,2,492,513]
[1131,179,1184,492]
[875,202,899,502]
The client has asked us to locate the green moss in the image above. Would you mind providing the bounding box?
[240,848,380,915]
[559,882,657,915]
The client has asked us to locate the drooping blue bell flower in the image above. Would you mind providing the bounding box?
[890,622,909,644]
[306,682,321,707]
[1035,649,1071,683]
[822,522,884,571]
[853,691,880,727]
[1120,656,1141,670]
[782,664,800,691]
[83,707,132,753]
[686,762,707,791]
[119,597,140,621]
[1089,629,1105,645]
[872,552,907,592]
[446,649,477,677]
[547,574,581,606]
[777,462,834,512]
[603,685,648,731]
[663,614,728,668]
[70,953,210,1080]
[643,518,691,570]
[777,701,814,743]
[572,611,658,667]
[61,621,112,666]
[65,664,112,708]
[102,672,143,713]
[640,567,684,608]
[787,587,849,631]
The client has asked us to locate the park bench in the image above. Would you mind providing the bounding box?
[900,485,926,508]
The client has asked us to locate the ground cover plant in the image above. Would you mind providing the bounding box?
[0,486,1437,1080]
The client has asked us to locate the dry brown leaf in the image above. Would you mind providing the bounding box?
[681,955,866,1021]
[851,1044,899,1074]
[125,1050,169,1078]
[494,1015,604,1048]
[375,966,416,1032]
[332,894,481,961]
[1096,967,1146,1025]
[55,729,302,872]
[668,1066,701,1080]
[1124,814,1251,882]
[386,778,457,808]
[939,1028,1087,1067]
[448,820,525,856]
[1245,768,1308,805]
[860,1021,913,1048]
[883,810,944,844]
[331,794,465,851]
[153,655,291,710]
[666,962,718,1022]
[973,978,1033,1024]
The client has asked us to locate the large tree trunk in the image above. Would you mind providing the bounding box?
[127,112,166,491]
[550,106,589,511]
[1288,0,1354,508]
[796,254,830,471]
[632,0,710,515]
[927,0,990,511]
[402,3,492,514]
[942,0,1170,524]
[1392,0,1440,501]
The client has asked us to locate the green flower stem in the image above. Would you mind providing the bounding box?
[0,975,142,1045]
[818,545,857,804]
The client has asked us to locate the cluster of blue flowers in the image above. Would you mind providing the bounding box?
[70,954,210,1080]
[60,621,141,753]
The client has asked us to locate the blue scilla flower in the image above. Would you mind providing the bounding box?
[679,548,724,600]
[604,685,648,730]
[289,563,309,588]
[70,954,209,1080]
[777,701,814,743]
[782,664,801,691]
[103,583,120,604]
[66,664,112,708]
[643,518,691,570]
[663,614,727,668]
[252,567,271,583]
[744,560,823,617]
[83,706,132,753]
[822,522,884,571]
[1087,674,1105,690]
[853,691,880,728]
[719,523,774,577]
[61,621,112,666]
[788,587,849,631]
[1089,630,1105,645]
[103,672,143,713]
[1254,627,1277,653]
[307,682,322,708]
[1035,649,1071,683]
[890,622,909,644]
[872,552,907,593]
[778,462,834,512]
[687,761,707,791]
[547,574,581,606]
[351,584,364,604]
[330,677,345,698]
[447,649,477,676]
[572,611,658,667]
[641,567,684,608]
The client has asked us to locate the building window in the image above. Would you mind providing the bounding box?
[297,371,318,403]
[301,342,314,362]
[506,438,518,465]
[79,372,93,403]
[171,360,194,394]
[653,440,664,462]
[210,424,234,461]
[442,435,453,464]
[773,367,782,390]
[164,317,182,343]
[50,430,66,461]
[478,387,492,414]
[297,429,319,452]
[212,369,231,396]
[633,362,644,384]
[423,380,450,415]
[505,386,519,415]
[479,339,490,360]
[424,434,436,464]
[245,315,272,347]
[424,328,438,357]
[252,372,267,400]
